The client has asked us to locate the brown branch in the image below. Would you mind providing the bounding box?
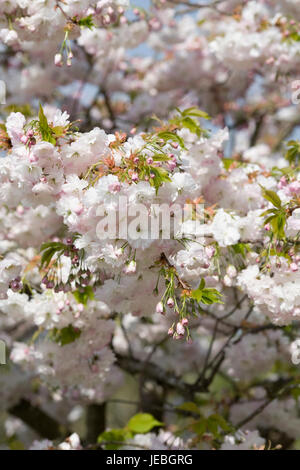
[116,354,193,399]
[9,399,69,440]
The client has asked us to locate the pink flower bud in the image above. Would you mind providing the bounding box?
[176,322,185,336]
[54,53,63,67]
[167,160,177,171]
[226,264,237,278]
[131,172,139,182]
[156,302,164,314]
[167,297,174,308]
[181,318,188,326]
[147,157,153,165]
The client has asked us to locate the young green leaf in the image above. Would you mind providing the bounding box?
[49,325,81,346]
[38,104,56,145]
[73,286,95,306]
[127,413,163,434]
[97,429,132,450]
[260,186,282,209]
[77,15,95,29]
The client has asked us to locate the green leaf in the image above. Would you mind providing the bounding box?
[191,280,223,305]
[177,402,201,415]
[73,286,95,306]
[260,186,282,209]
[260,208,278,217]
[292,387,300,400]
[7,438,25,451]
[97,429,132,450]
[182,107,210,119]
[231,243,251,258]
[206,417,219,437]
[40,241,66,268]
[285,140,300,164]
[77,15,95,29]
[289,32,300,42]
[209,414,233,432]
[222,158,244,171]
[271,213,286,240]
[52,126,65,138]
[263,214,277,226]
[127,413,163,434]
[180,116,202,136]
[201,288,224,305]
[191,288,203,303]
[148,166,172,193]
[170,108,210,137]
[192,419,207,437]
[152,153,170,162]
[49,325,81,346]
[157,131,185,149]
[38,104,56,145]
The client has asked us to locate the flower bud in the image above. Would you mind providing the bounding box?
[226,264,237,278]
[123,260,137,275]
[156,301,164,314]
[176,322,185,336]
[54,53,63,67]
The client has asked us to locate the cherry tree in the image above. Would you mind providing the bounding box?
[0,0,300,450]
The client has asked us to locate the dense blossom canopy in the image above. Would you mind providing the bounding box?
[0,0,300,451]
